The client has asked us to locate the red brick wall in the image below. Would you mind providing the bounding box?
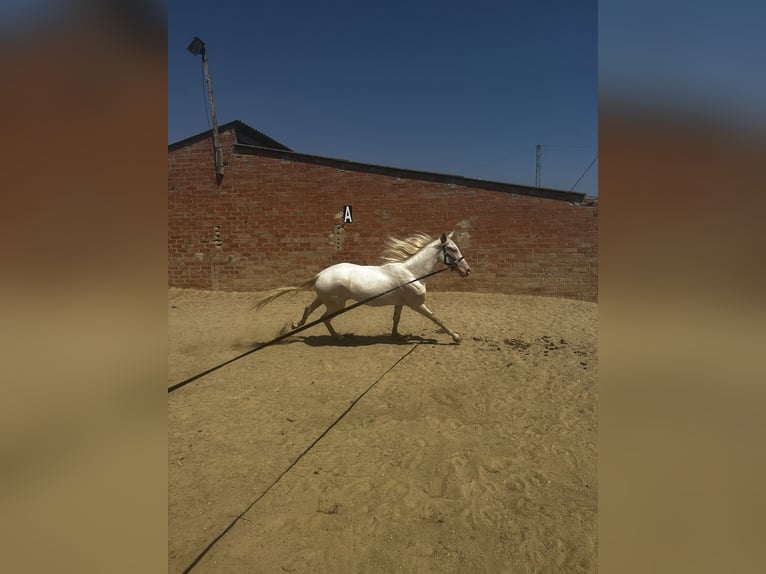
[169,133,598,301]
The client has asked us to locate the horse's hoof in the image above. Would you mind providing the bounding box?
[451,333,462,343]
[291,322,299,329]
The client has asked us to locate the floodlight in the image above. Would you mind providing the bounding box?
[187,36,205,56]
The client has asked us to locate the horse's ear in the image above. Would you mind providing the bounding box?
[447,231,455,239]
[440,233,447,244]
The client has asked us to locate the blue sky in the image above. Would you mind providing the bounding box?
[169,1,598,195]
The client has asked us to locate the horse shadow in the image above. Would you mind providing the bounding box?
[299,333,448,347]
[234,333,449,350]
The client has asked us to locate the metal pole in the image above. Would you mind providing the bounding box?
[200,48,224,176]
[535,144,541,187]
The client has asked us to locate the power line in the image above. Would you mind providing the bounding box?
[539,144,598,150]
[570,155,598,191]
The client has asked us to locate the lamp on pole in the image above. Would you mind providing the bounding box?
[187,36,224,177]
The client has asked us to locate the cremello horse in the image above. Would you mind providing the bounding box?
[252,232,471,342]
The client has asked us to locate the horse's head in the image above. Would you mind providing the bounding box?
[440,232,471,277]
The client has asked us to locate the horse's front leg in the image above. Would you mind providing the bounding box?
[391,305,404,337]
[410,303,461,343]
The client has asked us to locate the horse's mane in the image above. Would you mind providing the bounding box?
[379,233,435,263]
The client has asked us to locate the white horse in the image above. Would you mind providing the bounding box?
[252,232,471,342]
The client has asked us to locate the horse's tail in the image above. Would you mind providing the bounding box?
[250,275,318,311]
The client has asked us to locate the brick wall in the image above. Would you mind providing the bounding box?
[169,132,598,301]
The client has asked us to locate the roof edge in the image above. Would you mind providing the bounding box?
[168,120,291,152]
[232,143,589,204]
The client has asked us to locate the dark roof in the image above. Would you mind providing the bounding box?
[168,120,291,152]
[169,121,592,204]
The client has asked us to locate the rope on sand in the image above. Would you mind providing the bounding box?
[179,342,422,573]
[167,266,449,394]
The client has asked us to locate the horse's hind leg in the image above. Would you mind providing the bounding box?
[322,315,344,341]
[410,303,461,343]
[292,297,323,329]
[319,300,346,341]
[391,305,404,337]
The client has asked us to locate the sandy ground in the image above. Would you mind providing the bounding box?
[168,287,597,573]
